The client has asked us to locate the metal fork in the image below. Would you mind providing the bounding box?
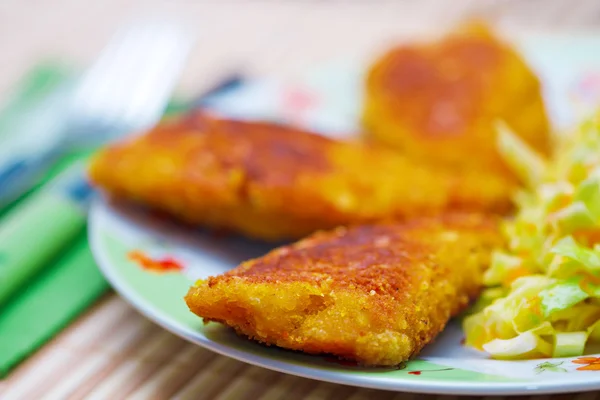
[0,19,193,304]
[0,20,193,209]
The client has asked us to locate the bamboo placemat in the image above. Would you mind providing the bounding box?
[3,1,600,398]
[1,295,599,399]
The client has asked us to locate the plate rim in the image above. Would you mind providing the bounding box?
[88,198,600,396]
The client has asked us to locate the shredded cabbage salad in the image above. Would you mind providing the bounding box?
[464,116,600,359]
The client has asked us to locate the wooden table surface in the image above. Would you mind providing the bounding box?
[2,1,600,399]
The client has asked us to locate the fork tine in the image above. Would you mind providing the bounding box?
[123,26,192,128]
[71,24,141,118]
[69,20,192,143]
[89,24,161,126]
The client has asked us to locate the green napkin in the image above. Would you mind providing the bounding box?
[0,158,92,306]
[0,237,108,376]
[0,65,110,377]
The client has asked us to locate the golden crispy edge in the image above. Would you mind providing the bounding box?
[89,113,513,241]
[185,214,502,366]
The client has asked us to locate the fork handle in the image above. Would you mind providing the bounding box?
[0,148,62,211]
[191,74,246,107]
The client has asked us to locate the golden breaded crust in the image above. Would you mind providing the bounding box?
[185,213,503,366]
[89,112,512,241]
[363,22,550,179]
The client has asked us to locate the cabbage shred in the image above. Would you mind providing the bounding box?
[464,115,600,359]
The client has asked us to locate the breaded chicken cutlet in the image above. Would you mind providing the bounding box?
[185,213,503,366]
[89,112,512,241]
[363,23,550,180]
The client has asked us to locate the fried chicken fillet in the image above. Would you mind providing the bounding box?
[185,213,502,366]
[363,23,550,180]
[89,112,511,241]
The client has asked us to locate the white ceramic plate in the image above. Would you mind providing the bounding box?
[90,33,600,395]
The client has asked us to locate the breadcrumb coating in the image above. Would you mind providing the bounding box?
[89,112,512,241]
[185,213,503,366]
[363,23,550,179]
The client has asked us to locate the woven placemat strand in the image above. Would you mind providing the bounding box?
[2,1,600,398]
